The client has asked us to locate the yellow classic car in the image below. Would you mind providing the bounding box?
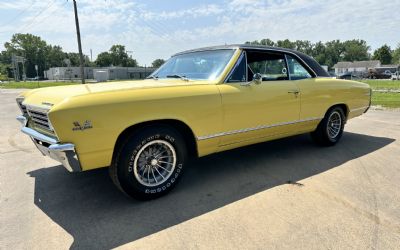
[16,45,371,199]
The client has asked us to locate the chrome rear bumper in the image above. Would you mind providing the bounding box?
[17,115,81,172]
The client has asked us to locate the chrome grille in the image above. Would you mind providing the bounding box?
[20,104,28,116]
[27,107,53,131]
[16,98,28,116]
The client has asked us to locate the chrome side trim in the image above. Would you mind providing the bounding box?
[197,117,323,140]
[350,106,369,113]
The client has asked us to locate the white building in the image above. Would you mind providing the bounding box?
[93,67,155,81]
[44,67,94,80]
[44,66,156,81]
[333,61,381,76]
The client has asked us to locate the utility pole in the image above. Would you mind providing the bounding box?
[73,0,85,84]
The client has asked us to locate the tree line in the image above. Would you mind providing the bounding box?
[246,39,400,70]
[0,33,165,80]
[1,33,399,80]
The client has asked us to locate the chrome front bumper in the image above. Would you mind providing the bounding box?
[17,115,81,172]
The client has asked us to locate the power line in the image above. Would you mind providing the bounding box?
[15,0,57,34]
[133,16,174,42]
[18,1,68,34]
[0,1,38,27]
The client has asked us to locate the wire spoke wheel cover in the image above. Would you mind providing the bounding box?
[327,111,342,139]
[133,140,176,187]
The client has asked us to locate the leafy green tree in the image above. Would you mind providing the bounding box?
[342,39,370,62]
[1,33,93,78]
[259,38,275,46]
[294,40,313,55]
[95,45,138,67]
[323,40,345,68]
[247,38,275,46]
[95,52,112,66]
[311,41,327,65]
[109,45,128,66]
[0,63,10,80]
[45,45,65,68]
[151,59,165,68]
[65,52,91,67]
[0,51,11,79]
[276,39,296,49]
[372,44,393,64]
[391,43,400,64]
[109,45,138,66]
[4,33,48,77]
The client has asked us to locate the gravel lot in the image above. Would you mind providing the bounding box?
[1,89,400,249]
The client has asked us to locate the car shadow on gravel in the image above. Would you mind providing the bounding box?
[27,132,394,249]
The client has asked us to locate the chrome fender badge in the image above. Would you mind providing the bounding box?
[73,120,93,131]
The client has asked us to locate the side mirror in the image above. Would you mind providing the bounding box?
[241,73,262,86]
[253,73,262,85]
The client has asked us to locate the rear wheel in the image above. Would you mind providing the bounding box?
[311,107,345,146]
[110,126,187,200]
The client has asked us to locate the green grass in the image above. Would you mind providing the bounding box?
[371,92,400,108]
[359,80,400,108]
[0,81,80,89]
[360,80,400,90]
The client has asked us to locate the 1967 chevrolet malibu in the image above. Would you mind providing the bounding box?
[16,45,371,199]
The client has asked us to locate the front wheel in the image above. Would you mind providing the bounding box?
[311,107,345,146]
[110,126,187,200]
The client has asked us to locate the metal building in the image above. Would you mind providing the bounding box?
[44,66,155,81]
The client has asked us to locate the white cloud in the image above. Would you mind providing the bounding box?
[0,0,399,65]
[138,4,224,21]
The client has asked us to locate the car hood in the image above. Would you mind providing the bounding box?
[20,79,202,108]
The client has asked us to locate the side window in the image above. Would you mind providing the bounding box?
[247,51,288,81]
[227,52,246,82]
[286,55,312,80]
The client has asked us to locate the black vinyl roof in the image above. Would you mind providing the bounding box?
[174,44,330,77]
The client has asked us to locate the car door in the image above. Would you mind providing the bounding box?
[217,50,301,146]
[285,54,329,123]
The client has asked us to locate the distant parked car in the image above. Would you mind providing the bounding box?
[367,69,391,79]
[338,72,361,80]
[392,72,400,80]
[26,76,47,81]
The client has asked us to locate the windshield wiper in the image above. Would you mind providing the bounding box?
[146,75,159,80]
[166,74,189,81]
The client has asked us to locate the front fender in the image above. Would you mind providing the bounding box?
[48,85,222,170]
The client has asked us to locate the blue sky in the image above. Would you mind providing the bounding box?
[1,0,399,65]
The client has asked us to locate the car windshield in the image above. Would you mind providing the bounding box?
[148,49,235,81]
